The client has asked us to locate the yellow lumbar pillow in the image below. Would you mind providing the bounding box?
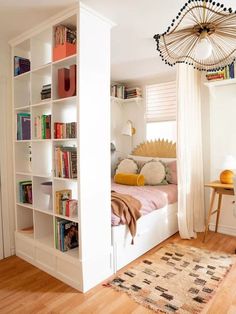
[114,173,145,186]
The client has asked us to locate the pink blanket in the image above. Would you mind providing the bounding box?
[111,181,177,226]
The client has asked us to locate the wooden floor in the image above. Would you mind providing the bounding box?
[0,232,236,314]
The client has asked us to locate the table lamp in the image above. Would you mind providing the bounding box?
[220,155,236,184]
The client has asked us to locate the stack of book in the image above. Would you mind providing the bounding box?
[54,146,77,179]
[55,218,78,252]
[34,114,51,139]
[41,84,51,100]
[17,113,31,140]
[19,181,32,204]
[206,63,235,81]
[14,56,30,76]
[111,84,126,99]
[55,25,77,45]
[54,122,77,139]
[125,87,142,99]
[55,189,78,217]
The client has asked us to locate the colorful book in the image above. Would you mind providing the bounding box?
[17,113,31,140]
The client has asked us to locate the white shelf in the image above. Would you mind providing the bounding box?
[14,105,30,111]
[33,173,52,178]
[53,96,77,103]
[53,138,77,141]
[111,96,143,104]
[34,208,54,216]
[204,78,236,87]
[53,177,77,182]
[52,54,77,65]
[64,247,79,259]
[16,172,32,176]
[31,139,52,143]
[14,71,30,80]
[31,100,52,107]
[12,6,112,293]
[16,202,33,209]
[15,140,31,143]
[17,231,34,239]
[54,213,78,223]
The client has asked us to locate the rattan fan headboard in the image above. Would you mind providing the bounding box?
[131,139,176,158]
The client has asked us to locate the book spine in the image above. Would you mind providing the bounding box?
[45,115,51,139]
[41,115,46,139]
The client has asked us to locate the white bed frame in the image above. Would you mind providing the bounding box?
[112,202,178,272]
[111,139,178,272]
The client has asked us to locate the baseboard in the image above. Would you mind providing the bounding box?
[11,246,15,256]
[209,223,236,236]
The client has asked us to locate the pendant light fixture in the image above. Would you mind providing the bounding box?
[154,0,236,71]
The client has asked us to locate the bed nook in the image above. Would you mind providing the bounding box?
[111,139,178,272]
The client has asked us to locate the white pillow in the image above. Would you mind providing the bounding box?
[116,158,138,174]
[140,160,166,185]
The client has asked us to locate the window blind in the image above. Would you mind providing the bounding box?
[145,81,177,122]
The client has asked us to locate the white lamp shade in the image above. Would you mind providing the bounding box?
[122,120,133,136]
[195,37,212,60]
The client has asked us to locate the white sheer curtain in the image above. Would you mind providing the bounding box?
[177,64,205,239]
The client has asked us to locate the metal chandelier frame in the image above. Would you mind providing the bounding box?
[153,0,236,71]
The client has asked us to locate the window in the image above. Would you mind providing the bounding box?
[145,81,177,142]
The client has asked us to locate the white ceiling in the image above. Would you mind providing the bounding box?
[0,0,75,40]
[1,0,236,83]
[82,0,236,83]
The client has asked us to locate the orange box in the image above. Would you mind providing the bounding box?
[53,43,76,62]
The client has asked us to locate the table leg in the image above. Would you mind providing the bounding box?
[203,189,216,242]
[215,193,222,233]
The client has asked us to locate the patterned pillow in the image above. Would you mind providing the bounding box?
[165,160,177,184]
[140,160,167,185]
[115,158,138,175]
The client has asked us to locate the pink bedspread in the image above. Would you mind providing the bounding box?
[111,181,177,226]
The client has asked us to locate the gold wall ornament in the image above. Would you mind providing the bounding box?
[131,139,176,158]
[154,0,236,71]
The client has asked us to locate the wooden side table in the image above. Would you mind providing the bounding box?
[203,180,234,242]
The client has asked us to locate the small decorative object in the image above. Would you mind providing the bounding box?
[40,84,51,100]
[153,0,236,71]
[28,143,32,172]
[122,120,136,136]
[58,64,76,98]
[220,169,234,184]
[40,181,53,210]
[53,25,76,61]
[110,142,116,153]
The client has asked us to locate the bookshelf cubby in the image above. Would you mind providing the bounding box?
[11,4,112,292]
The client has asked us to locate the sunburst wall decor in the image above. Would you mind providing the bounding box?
[153,0,236,71]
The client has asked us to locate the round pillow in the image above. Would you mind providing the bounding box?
[115,158,138,174]
[140,160,166,185]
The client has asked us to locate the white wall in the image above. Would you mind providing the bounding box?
[0,39,15,256]
[110,95,146,175]
[204,83,236,235]
[110,75,177,174]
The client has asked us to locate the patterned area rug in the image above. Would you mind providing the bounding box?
[110,243,235,314]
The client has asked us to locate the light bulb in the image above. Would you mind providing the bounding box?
[195,37,212,60]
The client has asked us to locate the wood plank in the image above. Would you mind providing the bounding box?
[0,232,236,313]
